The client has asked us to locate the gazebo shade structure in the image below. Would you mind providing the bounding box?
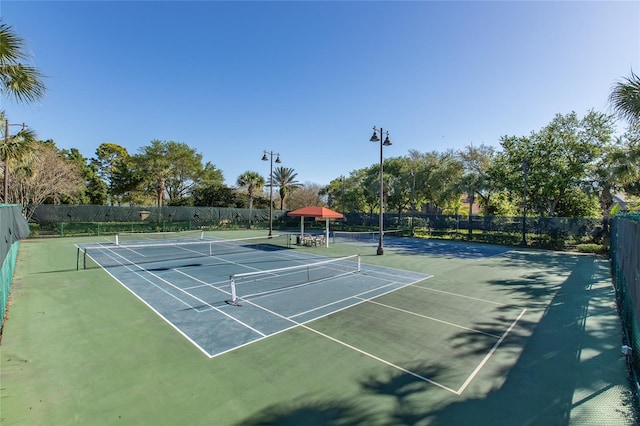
[287,206,344,247]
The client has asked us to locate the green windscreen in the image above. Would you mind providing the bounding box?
[0,204,30,328]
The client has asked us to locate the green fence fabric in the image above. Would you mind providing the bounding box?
[610,214,640,397]
[1,204,30,328]
[29,204,287,224]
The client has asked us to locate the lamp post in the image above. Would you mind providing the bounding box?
[369,126,392,255]
[2,119,28,204]
[410,170,416,237]
[340,175,346,214]
[262,150,281,237]
[521,160,528,246]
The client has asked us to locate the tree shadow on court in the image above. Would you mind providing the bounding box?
[234,253,635,425]
[234,363,443,426]
[358,362,451,425]
[234,398,379,425]
[419,254,637,425]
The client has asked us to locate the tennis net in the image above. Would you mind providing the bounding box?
[226,254,361,306]
[115,230,205,245]
[77,234,290,270]
[332,229,403,244]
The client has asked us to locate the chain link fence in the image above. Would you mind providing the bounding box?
[610,214,640,400]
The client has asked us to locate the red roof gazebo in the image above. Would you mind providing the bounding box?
[288,206,343,247]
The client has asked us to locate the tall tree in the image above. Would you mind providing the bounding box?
[236,171,265,225]
[0,20,46,103]
[496,111,614,216]
[134,140,220,207]
[609,71,640,127]
[286,184,326,211]
[457,144,496,215]
[136,140,172,217]
[92,143,132,205]
[272,166,301,210]
[62,147,107,204]
[1,111,37,203]
[11,142,83,219]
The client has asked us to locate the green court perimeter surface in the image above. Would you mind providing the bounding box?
[1,232,636,425]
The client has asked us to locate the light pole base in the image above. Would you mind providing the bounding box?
[376,246,384,255]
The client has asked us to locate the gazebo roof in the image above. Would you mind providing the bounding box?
[287,206,343,219]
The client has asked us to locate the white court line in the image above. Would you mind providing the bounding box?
[411,285,510,306]
[90,243,521,393]
[456,308,527,395]
[289,278,404,319]
[288,272,432,320]
[228,279,459,393]
[90,247,268,337]
[362,298,503,339]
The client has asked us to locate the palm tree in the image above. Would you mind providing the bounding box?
[236,171,265,226]
[609,71,640,127]
[272,166,301,210]
[0,20,46,103]
[0,21,45,204]
[1,112,37,203]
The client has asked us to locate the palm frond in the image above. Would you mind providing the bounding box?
[609,71,640,126]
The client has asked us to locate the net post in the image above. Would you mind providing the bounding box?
[83,248,87,270]
[199,230,205,240]
[357,254,361,272]
[115,233,120,246]
[225,276,241,306]
[76,247,80,271]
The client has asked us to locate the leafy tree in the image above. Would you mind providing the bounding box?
[457,144,496,215]
[1,111,37,203]
[384,157,413,215]
[131,140,215,213]
[361,165,382,214]
[286,184,326,211]
[62,147,107,204]
[92,143,133,205]
[495,111,614,216]
[554,187,600,218]
[272,166,302,210]
[0,20,46,103]
[609,71,640,127]
[327,171,368,214]
[192,184,243,208]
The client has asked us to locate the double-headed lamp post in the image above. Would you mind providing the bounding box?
[262,150,281,237]
[369,126,392,255]
[521,160,528,247]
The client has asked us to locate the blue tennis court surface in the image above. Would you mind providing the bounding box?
[79,237,431,357]
[336,234,511,259]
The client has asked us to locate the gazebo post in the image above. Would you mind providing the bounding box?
[325,218,329,247]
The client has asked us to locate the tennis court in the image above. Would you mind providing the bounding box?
[333,230,511,259]
[1,230,634,425]
[76,233,433,359]
[75,231,533,395]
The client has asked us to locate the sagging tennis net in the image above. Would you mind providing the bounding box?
[226,254,361,306]
[332,229,402,244]
[77,234,290,270]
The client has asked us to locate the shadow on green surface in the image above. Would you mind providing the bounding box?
[235,254,637,425]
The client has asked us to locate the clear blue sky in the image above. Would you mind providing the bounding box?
[1,1,638,186]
